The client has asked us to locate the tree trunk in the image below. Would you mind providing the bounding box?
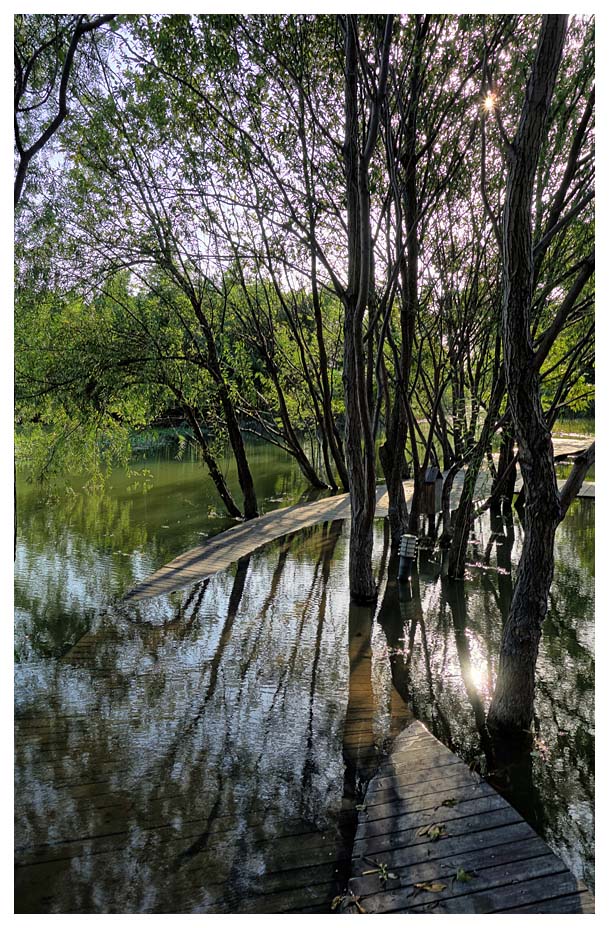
[219,382,259,519]
[340,15,392,602]
[266,360,328,489]
[380,15,427,547]
[379,403,410,546]
[447,370,504,578]
[493,426,517,511]
[487,14,568,735]
[343,296,377,602]
[487,495,559,732]
[298,83,350,492]
[181,402,243,519]
[192,300,259,519]
[438,459,462,547]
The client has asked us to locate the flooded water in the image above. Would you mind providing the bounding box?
[14,445,594,912]
[15,440,327,662]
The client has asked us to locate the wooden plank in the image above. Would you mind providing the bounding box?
[364,765,484,808]
[500,889,595,914]
[403,871,592,914]
[350,835,551,898]
[355,791,508,842]
[354,853,566,913]
[119,439,594,602]
[361,781,498,826]
[551,437,594,459]
[354,804,526,859]
[350,720,594,914]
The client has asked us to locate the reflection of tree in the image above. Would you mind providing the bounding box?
[375,554,455,750]
[15,441,320,663]
[341,521,396,779]
[376,551,416,708]
[15,480,152,660]
[556,498,594,578]
[16,522,354,913]
[443,579,489,752]
[390,504,594,890]
[163,552,252,786]
[301,521,344,816]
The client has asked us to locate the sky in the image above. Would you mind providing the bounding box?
[2,3,605,925]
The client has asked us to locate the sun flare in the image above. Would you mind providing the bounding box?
[484,92,496,113]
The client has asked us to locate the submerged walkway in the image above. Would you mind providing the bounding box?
[125,463,594,603]
[347,720,594,914]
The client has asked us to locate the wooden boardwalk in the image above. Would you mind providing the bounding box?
[346,720,594,915]
[552,436,594,460]
[124,470,594,603]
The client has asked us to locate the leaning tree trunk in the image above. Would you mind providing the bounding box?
[192,303,259,520]
[218,383,259,520]
[266,360,328,489]
[487,14,568,736]
[180,401,243,519]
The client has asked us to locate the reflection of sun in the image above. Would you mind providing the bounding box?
[483,92,496,113]
[465,632,492,697]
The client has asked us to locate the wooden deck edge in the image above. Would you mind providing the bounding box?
[348,720,594,915]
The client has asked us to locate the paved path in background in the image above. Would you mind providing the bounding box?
[124,438,594,602]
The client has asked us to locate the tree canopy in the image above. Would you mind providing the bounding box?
[15,13,594,666]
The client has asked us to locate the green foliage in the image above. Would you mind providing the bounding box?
[14,13,594,486]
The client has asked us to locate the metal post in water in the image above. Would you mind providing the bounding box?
[397,533,418,582]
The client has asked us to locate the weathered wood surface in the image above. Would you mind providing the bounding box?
[124,458,594,602]
[348,720,594,914]
[551,436,594,460]
[515,477,594,498]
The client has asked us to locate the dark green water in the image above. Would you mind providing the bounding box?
[15,440,329,662]
[14,441,594,912]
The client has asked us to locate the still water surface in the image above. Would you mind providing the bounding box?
[14,442,594,912]
[15,441,326,662]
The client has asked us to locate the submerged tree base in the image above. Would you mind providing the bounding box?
[350,588,378,606]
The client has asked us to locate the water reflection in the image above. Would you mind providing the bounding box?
[402,500,594,890]
[16,521,392,913]
[14,500,594,910]
[15,441,328,662]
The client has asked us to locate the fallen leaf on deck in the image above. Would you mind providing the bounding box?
[437,797,457,808]
[414,881,446,893]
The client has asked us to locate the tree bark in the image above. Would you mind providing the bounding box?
[380,15,427,546]
[487,14,569,735]
[180,402,243,519]
[340,15,393,602]
[191,299,259,519]
[492,426,517,511]
[447,369,504,578]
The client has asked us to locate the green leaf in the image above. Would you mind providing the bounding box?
[455,868,475,883]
